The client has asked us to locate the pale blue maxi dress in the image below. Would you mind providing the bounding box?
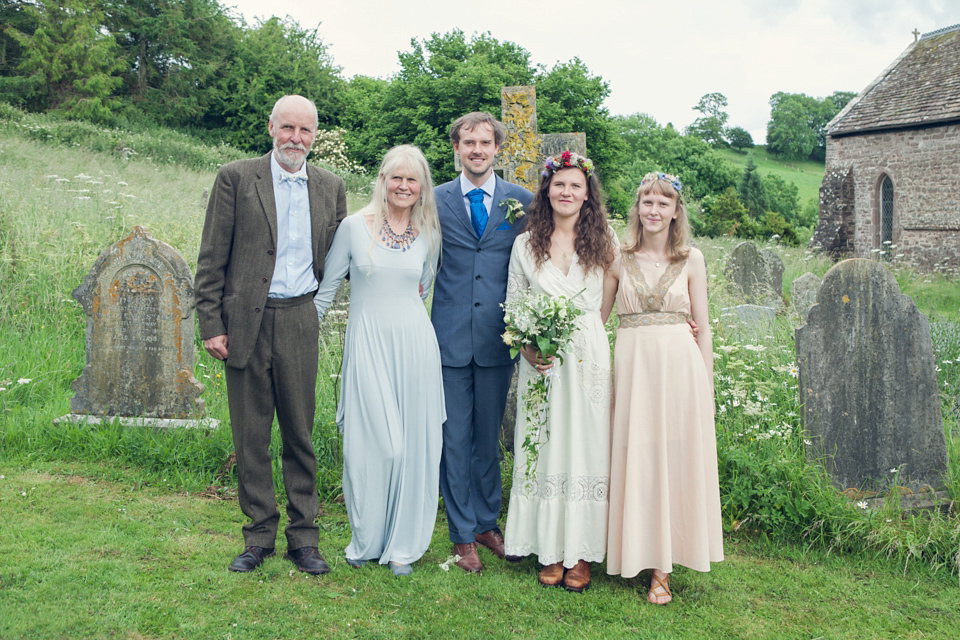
[314,213,445,566]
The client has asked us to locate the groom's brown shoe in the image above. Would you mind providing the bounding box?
[453,543,483,573]
[475,529,506,559]
[228,546,275,572]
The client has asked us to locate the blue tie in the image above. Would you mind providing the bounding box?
[467,188,487,238]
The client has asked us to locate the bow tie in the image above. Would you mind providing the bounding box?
[279,173,307,185]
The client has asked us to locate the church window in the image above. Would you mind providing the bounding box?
[880,175,894,260]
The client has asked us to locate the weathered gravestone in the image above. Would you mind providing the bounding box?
[724,241,784,307]
[790,272,822,319]
[59,226,210,428]
[719,304,777,335]
[796,259,946,492]
[454,85,587,192]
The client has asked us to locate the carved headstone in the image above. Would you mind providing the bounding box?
[719,304,776,336]
[796,259,946,491]
[68,227,205,421]
[790,272,822,319]
[454,86,587,193]
[724,241,784,307]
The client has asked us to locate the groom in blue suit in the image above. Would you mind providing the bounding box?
[431,112,534,573]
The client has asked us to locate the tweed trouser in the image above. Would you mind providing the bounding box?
[225,293,320,550]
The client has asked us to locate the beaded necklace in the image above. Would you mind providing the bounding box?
[379,218,416,251]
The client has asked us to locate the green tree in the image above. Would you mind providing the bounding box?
[738,156,768,219]
[535,57,623,194]
[0,1,36,77]
[761,173,800,226]
[385,30,536,178]
[767,90,856,161]
[339,74,393,169]
[218,17,343,153]
[726,126,753,151]
[699,187,748,237]
[103,0,238,129]
[611,113,740,209]
[660,134,740,200]
[3,0,123,120]
[766,92,819,160]
[686,92,729,147]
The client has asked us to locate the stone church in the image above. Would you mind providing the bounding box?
[811,24,960,270]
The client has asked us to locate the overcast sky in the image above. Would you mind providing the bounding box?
[225,0,957,143]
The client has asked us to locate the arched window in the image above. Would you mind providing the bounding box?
[880,175,894,260]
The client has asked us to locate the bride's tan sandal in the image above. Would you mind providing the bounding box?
[647,570,672,605]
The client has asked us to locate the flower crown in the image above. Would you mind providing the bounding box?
[640,171,683,193]
[543,150,594,178]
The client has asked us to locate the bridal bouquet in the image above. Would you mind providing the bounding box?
[501,288,583,484]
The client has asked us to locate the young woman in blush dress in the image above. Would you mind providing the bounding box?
[503,152,618,592]
[605,172,723,604]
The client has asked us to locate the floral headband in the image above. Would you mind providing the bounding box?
[543,150,594,178]
[640,171,683,193]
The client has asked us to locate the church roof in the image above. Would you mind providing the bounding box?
[828,24,960,136]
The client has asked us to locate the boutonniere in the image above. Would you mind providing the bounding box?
[499,198,525,225]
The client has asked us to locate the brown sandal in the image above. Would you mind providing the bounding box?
[647,570,672,605]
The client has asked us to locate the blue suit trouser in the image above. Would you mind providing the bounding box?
[439,360,514,544]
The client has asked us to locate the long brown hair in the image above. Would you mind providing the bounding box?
[525,167,615,273]
[623,172,691,261]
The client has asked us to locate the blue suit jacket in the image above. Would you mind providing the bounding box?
[431,175,534,367]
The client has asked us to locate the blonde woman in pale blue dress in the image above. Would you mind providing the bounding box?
[314,145,444,577]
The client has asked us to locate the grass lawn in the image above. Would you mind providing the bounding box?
[2,462,959,639]
[717,146,825,209]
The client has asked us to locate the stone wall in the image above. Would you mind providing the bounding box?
[810,166,855,258]
[818,122,960,270]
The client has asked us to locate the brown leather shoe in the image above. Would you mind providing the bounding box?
[564,560,591,592]
[453,542,482,573]
[538,562,565,587]
[475,529,506,559]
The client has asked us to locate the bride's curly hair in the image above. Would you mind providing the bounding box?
[524,168,615,273]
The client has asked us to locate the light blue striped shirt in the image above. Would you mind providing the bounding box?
[268,152,318,298]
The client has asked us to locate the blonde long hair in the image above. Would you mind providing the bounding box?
[360,144,441,273]
[623,172,691,261]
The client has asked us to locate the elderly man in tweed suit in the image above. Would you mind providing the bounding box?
[196,95,346,574]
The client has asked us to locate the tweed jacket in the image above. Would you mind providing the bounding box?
[195,152,347,369]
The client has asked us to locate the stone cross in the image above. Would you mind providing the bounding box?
[63,227,208,426]
[913,28,920,42]
[455,86,587,192]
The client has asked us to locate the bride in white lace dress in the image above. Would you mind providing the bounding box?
[502,152,618,592]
